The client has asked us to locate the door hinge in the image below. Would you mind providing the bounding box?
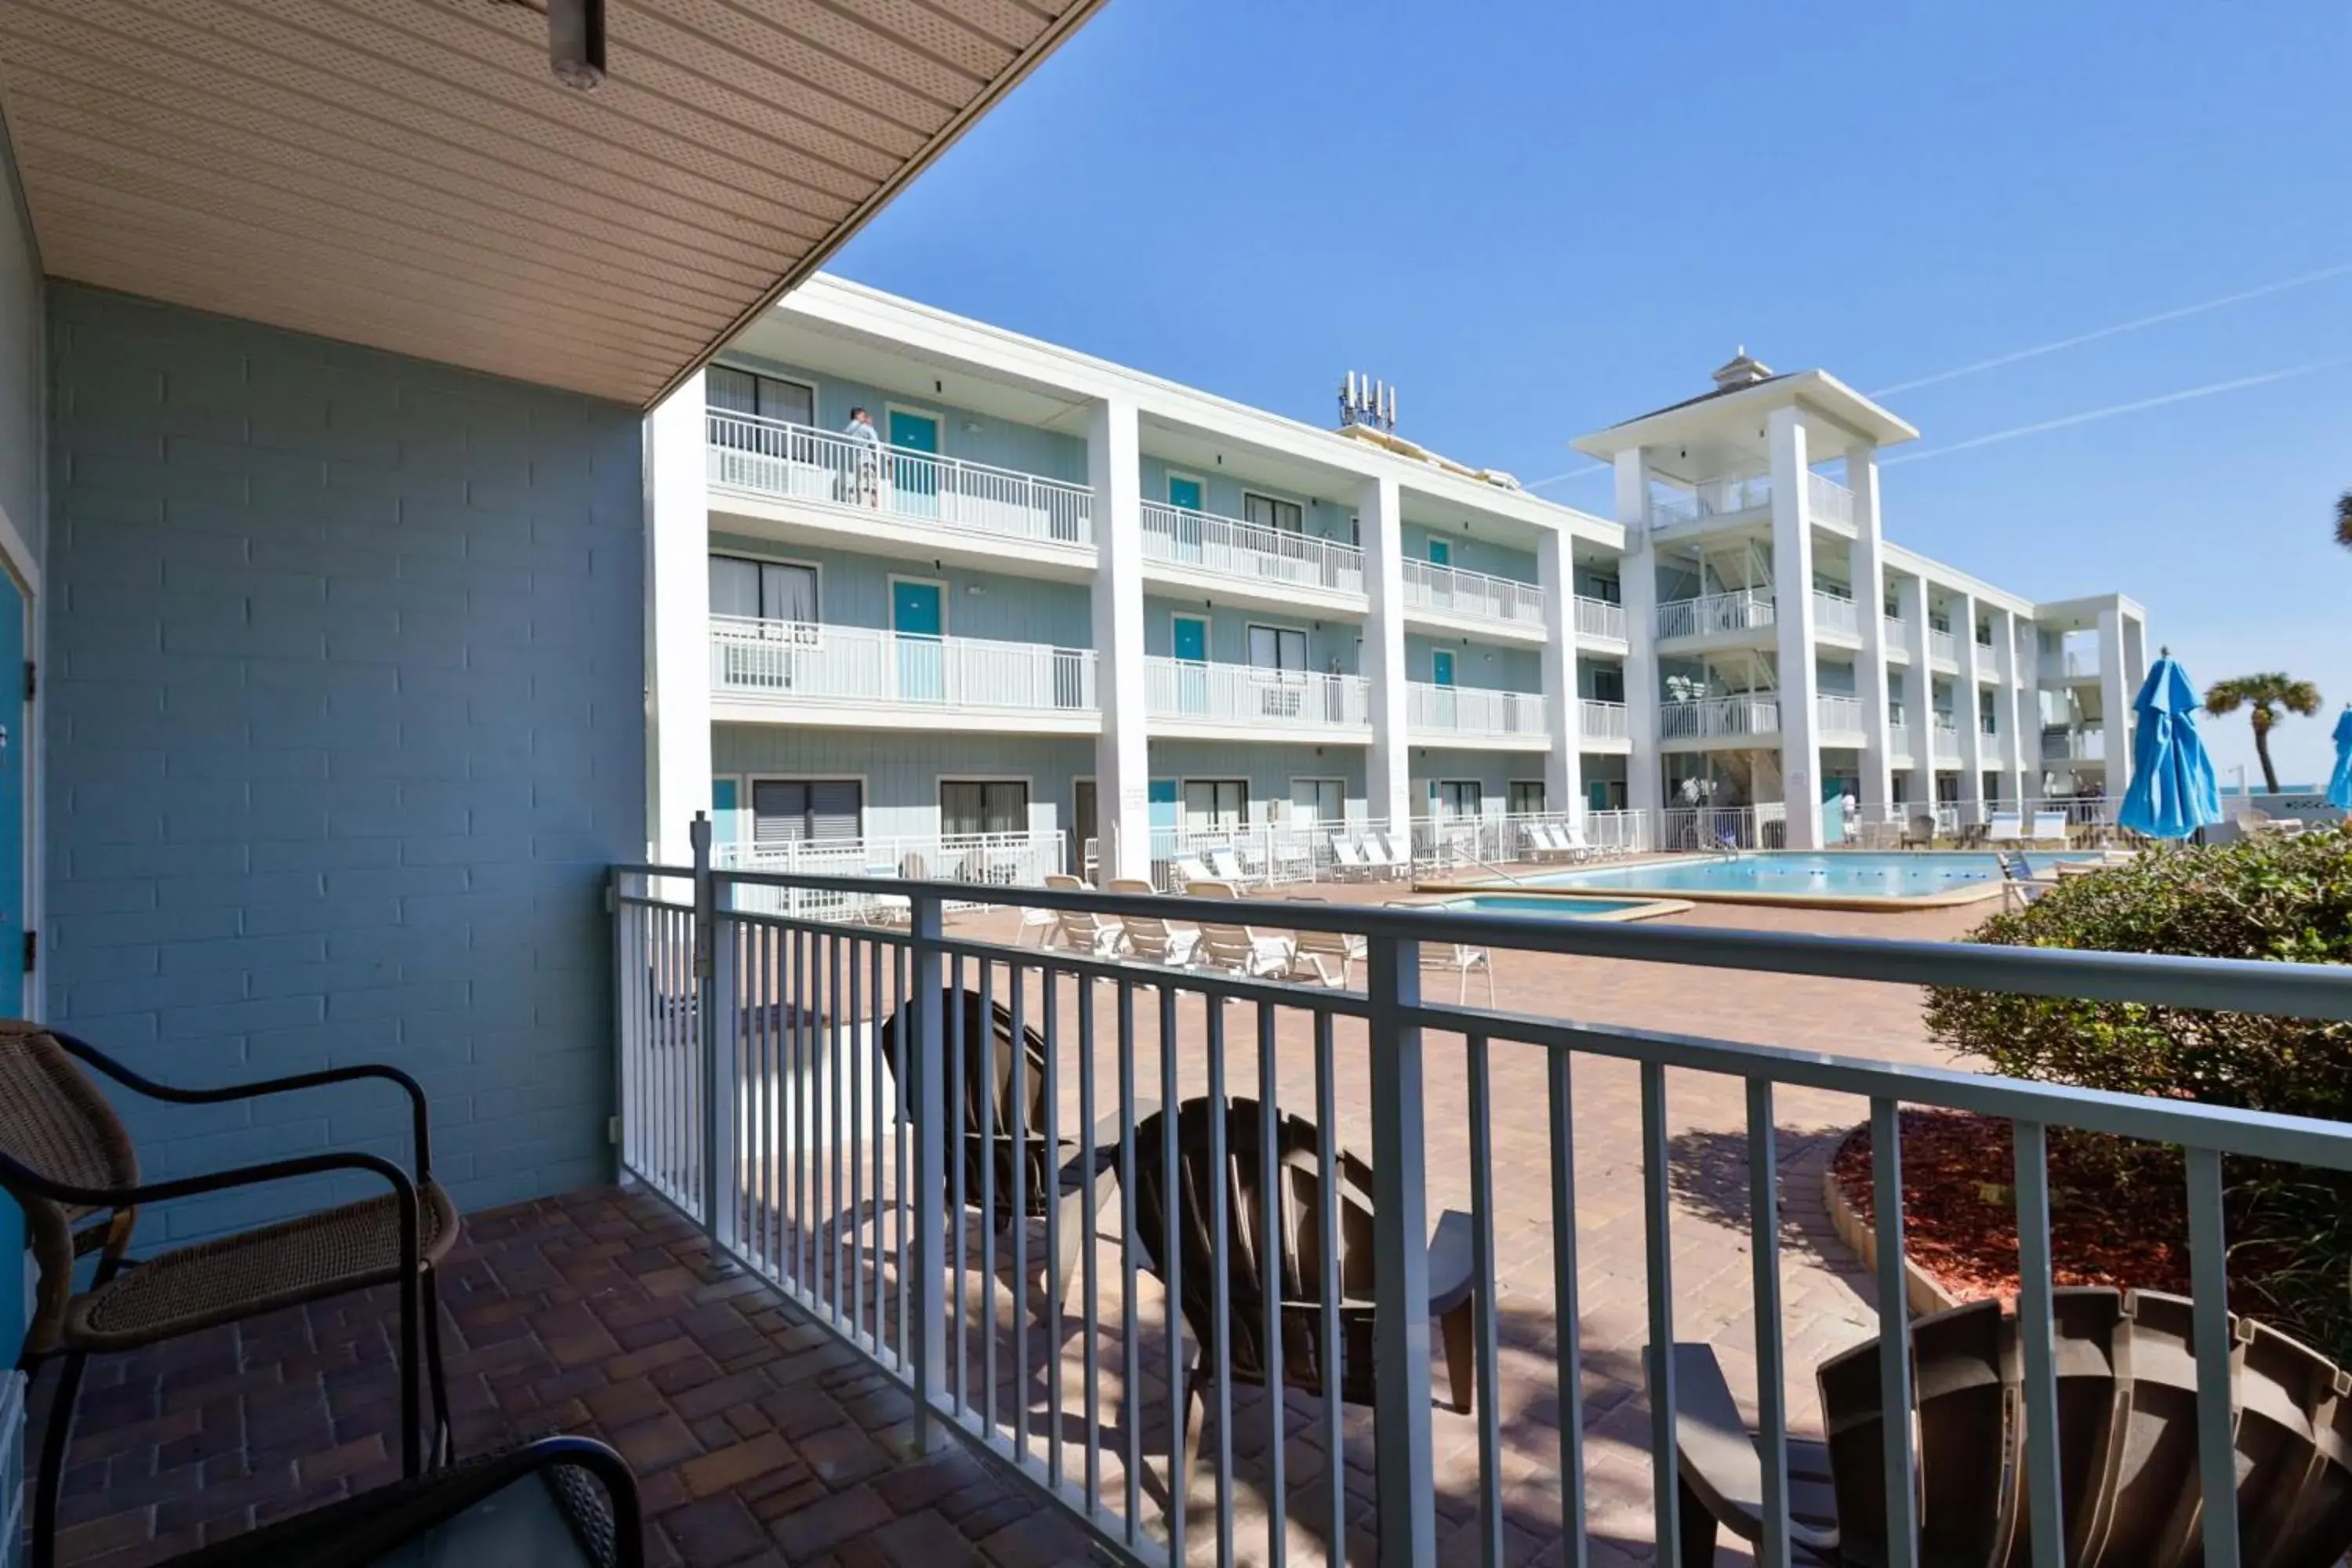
[21,930,34,973]
[21,660,33,703]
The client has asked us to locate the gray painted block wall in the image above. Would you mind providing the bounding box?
[44,284,644,1241]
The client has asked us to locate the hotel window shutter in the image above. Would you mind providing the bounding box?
[752,781,809,844]
[808,781,862,840]
[710,556,761,619]
[707,367,757,416]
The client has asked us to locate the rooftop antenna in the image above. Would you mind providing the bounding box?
[1338,370,1397,432]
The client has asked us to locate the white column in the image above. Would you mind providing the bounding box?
[1897,573,1933,808]
[1767,408,1822,848]
[2097,605,2132,802]
[1848,445,1893,819]
[1537,528,1582,816]
[647,371,713,865]
[1614,450,1661,819]
[2122,611,2148,789]
[1955,594,1987,824]
[1361,474,1414,829]
[1995,608,2029,809]
[1089,397,1150,883]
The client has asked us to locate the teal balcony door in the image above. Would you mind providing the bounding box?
[1431,648,1457,728]
[887,408,941,518]
[1167,474,1205,563]
[1172,614,1208,714]
[1428,538,1451,567]
[892,579,945,702]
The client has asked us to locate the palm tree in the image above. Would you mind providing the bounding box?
[2338,489,2352,552]
[2204,673,2322,793]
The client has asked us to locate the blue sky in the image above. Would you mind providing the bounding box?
[831,1,2352,786]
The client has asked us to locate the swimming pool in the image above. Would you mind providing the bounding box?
[1431,895,1672,920]
[1494,851,2102,907]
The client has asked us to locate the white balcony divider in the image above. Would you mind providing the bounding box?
[706,409,1094,548]
[1928,627,1958,664]
[1573,595,1628,642]
[1399,558,1547,627]
[1406,681,1544,739]
[1811,590,1860,638]
[710,617,1096,717]
[1647,474,1773,528]
[1142,658,1370,730]
[1138,499,1365,597]
[615,839,2351,1568]
[1658,694,1781,740]
[1580,699,1630,739]
[1815,694,1867,735]
[1806,472,1856,527]
[2043,729,2106,762]
[1654,589,1777,641]
[1883,615,1909,649]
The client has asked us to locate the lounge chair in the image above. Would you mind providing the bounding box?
[1998,850,2049,913]
[880,989,1144,1312]
[1206,847,1252,887]
[1385,901,1495,1005]
[1174,853,1217,889]
[1283,896,1366,987]
[1327,835,1374,880]
[1376,831,1417,876]
[1021,872,1084,948]
[1900,812,1936,849]
[1984,811,2024,844]
[0,1025,461,1568]
[2027,810,2069,847]
[1131,1097,1477,1517]
[1356,837,1399,879]
[1663,1289,2352,1568]
[1109,877,1198,967]
[1554,824,1599,864]
[1191,915,1294,978]
[1519,825,1559,864]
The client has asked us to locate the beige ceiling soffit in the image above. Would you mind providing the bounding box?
[641,0,1113,412]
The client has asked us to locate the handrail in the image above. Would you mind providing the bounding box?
[1399,557,1547,625]
[1138,499,1365,595]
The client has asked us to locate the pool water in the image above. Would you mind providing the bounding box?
[1434,895,1656,918]
[1513,851,2097,900]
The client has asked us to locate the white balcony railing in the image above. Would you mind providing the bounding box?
[1658,695,1781,740]
[2045,728,2106,762]
[706,410,1094,549]
[1399,559,1547,628]
[2061,649,2100,679]
[1138,499,1366,597]
[709,617,1096,717]
[1580,698,1630,739]
[1143,659,1370,731]
[1811,590,1860,637]
[1647,474,1773,529]
[1889,719,1913,757]
[1815,695,1866,735]
[1932,717,1962,760]
[1806,472,1855,526]
[1656,589,1776,641]
[1928,627,1958,664]
[1406,682,1544,739]
[1573,595,1628,642]
[717,830,1068,914]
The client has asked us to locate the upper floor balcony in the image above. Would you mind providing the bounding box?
[1816,694,1867,738]
[2045,728,2106,763]
[2049,648,2101,681]
[709,616,1097,729]
[1812,590,1860,639]
[1647,472,1856,531]
[1806,472,1856,528]
[1406,681,1547,745]
[1931,714,1962,760]
[1889,718,1913,757]
[1928,626,1958,666]
[1581,698,1631,741]
[1144,658,1370,736]
[707,410,1094,554]
[1399,558,1547,636]
[1656,588,1775,642]
[1574,595,1629,644]
[1659,694,1780,742]
[1138,499,1366,603]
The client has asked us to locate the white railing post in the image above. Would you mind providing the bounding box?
[690,813,726,1234]
[705,831,741,1257]
[907,891,949,1454]
[1363,932,1436,1567]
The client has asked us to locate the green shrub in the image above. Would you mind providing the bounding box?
[1925,825,2352,1118]
[1924,824,2352,1348]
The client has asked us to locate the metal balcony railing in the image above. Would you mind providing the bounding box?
[1581,698,1630,739]
[1655,590,1776,641]
[1806,471,1856,526]
[1573,595,1628,642]
[1928,628,1959,664]
[2045,729,2106,762]
[706,410,1094,548]
[1933,716,1962,760]
[1406,681,1544,739]
[1647,474,1773,528]
[1812,591,1860,637]
[709,617,1096,717]
[1659,695,1781,740]
[1815,695,1867,735]
[1399,558,1547,628]
[1142,658,1370,730]
[1138,499,1366,597]
[615,841,2352,1568]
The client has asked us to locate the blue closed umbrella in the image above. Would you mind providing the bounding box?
[2117,650,2222,840]
[2328,706,2352,811]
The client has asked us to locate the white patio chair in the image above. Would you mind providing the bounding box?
[1356,837,1398,879]
[1386,901,1494,1005]
[1018,872,1083,946]
[1174,854,1217,889]
[1554,825,1599,864]
[1376,831,1417,877]
[1207,847,1252,887]
[1984,812,2024,845]
[1190,898,1293,978]
[1328,836,1373,881]
[1283,897,1366,988]
[1108,877,1196,966]
[2027,811,2069,847]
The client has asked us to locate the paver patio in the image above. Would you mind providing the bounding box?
[43,889,1991,1567]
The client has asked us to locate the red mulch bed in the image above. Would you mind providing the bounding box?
[1831,1108,2194,1303]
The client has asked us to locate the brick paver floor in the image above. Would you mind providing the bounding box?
[44,883,1996,1567]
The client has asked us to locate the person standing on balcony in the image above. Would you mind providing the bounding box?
[844,406,882,506]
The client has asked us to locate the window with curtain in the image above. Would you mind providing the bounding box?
[710,556,818,623]
[1246,625,1307,671]
[1432,780,1483,820]
[1508,780,1546,815]
[1182,779,1248,829]
[751,779,862,844]
[1242,492,1303,534]
[940,781,1029,838]
[706,365,815,427]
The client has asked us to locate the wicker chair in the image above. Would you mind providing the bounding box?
[0,1022,459,1568]
[1131,1096,1477,1512]
[158,1435,643,1567]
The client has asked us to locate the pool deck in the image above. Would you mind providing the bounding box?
[1437,848,2107,913]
